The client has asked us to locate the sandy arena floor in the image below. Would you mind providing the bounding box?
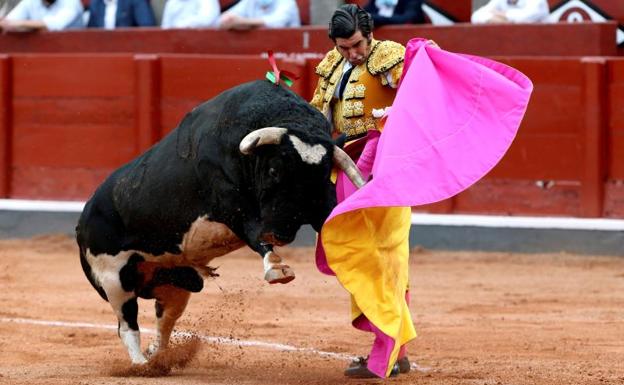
[0,234,622,385]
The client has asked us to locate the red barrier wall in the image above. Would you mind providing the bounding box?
[0,22,617,57]
[0,53,622,218]
[1,54,305,200]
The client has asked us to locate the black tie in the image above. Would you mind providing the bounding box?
[338,66,353,100]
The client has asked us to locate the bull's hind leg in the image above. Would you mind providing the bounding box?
[107,290,148,364]
[86,251,148,364]
[146,286,191,356]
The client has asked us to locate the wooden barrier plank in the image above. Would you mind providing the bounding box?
[607,60,624,179]
[135,55,161,154]
[499,58,584,84]
[0,56,12,198]
[453,179,581,217]
[489,135,581,180]
[11,96,136,170]
[580,58,607,217]
[520,86,583,135]
[13,98,134,127]
[160,55,306,99]
[501,60,585,138]
[12,55,135,98]
[604,181,624,218]
[160,55,308,137]
[12,122,136,168]
[11,167,113,200]
[611,132,624,180]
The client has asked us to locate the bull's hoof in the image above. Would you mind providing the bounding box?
[145,341,159,358]
[131,355,149,365]
[264,266,295,284]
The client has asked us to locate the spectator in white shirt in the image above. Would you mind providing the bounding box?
[161,0,220,28]
[471,0,549,24]
[0,0,84,32]
[218,0,300,29]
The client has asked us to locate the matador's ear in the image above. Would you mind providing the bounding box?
[333,133,347,149]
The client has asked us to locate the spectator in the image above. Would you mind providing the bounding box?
[87,0,156,28]
[161,0,220,28]
[471,0,549,24]
[0,0,84,32]
[311,0,342,25]
[364,0,424,26]
[218,0,300,29]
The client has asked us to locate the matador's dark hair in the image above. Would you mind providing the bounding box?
[328,4,374,42]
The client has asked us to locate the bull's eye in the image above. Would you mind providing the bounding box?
[268,167,278,179]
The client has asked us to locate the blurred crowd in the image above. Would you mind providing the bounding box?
[0,0,551,32]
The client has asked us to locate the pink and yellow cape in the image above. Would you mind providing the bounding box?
[316,38,533,377]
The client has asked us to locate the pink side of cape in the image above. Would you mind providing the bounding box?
[320,38,533,226]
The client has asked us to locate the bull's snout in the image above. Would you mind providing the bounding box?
[260,232,294,246]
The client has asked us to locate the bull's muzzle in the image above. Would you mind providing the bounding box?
[260,232,293,246]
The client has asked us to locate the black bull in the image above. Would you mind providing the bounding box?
[76,80,364,364]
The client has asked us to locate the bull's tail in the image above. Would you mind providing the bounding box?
[135,261,208,298]
[79,246,109,302]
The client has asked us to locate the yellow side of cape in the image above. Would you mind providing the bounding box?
[322,206,417,376]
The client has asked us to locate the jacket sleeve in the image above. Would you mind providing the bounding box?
[87,0,102,27]
[370,0,424,26]
[132,0,156,26]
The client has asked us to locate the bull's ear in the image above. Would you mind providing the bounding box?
[334,133,347,149]
[239,127,288,154]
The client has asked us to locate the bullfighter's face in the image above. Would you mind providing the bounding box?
[335,30,373,66]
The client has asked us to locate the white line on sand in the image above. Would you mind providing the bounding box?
[0,316,430,372]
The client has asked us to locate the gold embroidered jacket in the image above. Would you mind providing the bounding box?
[310,39,405,140]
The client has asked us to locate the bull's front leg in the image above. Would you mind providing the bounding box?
[257,242,296,284]
[240,221,295,284]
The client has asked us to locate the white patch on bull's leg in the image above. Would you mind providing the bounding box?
[84,250,147,364]
[263,251,295,284]
[120,326,148,364]
[85,250,135,291]
[111,295,147,364]
[289,135,327,165]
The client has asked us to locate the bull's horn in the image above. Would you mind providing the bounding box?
[333,146,366,189]
[239,127,288,154]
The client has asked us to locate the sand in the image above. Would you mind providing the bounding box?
[0,234,622,384]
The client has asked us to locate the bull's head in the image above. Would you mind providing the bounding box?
[239,127,365,244]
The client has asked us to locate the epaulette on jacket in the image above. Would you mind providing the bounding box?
[366,40,405,75]
[315,49,344,79]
